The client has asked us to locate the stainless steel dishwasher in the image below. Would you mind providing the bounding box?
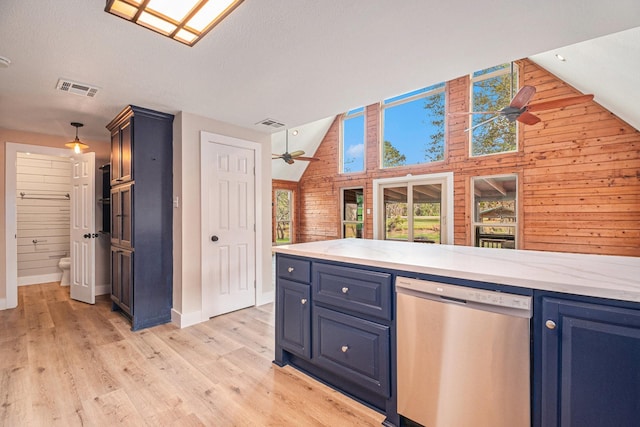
[396,276,532,427]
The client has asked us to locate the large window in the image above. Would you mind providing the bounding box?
[342,188,364,238]
[471,63,518,156]
[341,107,365,173]
[274,189,292,245]
[373,172,454,244]
[382,83,446,168]
[472,175,518,249]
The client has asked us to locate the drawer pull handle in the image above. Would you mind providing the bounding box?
[288,267,295,273]
[341,287,349,294]
[300,298,307,305]
[341,345,349,353]
[545,320,557,330]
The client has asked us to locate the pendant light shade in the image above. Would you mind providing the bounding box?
[65,122,89,154]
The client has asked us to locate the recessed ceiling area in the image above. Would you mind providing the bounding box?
[0,1,639,145]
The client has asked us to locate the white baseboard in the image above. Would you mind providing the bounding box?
[18,273,62,286]
[256,290,274,306]
[171,308,204,329]
[96,283,110,296]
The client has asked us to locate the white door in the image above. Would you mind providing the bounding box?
[70,152,96,304]
[201,139,256,318]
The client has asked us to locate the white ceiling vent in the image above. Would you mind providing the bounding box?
[56,78,99,97]
[256,118,285,129]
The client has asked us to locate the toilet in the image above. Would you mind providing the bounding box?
[58,257,71,286]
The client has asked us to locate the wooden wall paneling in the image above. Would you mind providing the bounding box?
[291,59,640,257]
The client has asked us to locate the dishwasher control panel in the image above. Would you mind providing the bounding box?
[396,276,532,317]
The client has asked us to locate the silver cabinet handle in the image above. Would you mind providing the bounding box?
[341,287,349,294]
[301,298,307,305]
[545,320,557,330]
[341,345,349,353]
[288,267,294,273]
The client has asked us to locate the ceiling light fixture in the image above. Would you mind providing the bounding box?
[65,122,89,154]
[555,54,567,62]
[105,0,244,46]
[0,56,11,69]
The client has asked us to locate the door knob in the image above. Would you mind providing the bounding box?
[83,233,90,238]
[211,235,219,242]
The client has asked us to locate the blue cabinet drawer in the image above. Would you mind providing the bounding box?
[313,306,390,397]
[313,263,392,320]
[277,255,311,283]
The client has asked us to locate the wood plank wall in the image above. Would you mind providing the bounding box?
[293,59,640,256]
[16,153,71,280]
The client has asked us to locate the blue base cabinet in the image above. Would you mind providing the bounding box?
[274,254,398,427]
[539,297,640,427]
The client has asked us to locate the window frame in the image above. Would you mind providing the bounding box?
[469,63,520,158]
[339,107,366,174]
[380,83,446,169]
[372,172,454,244]
[340,187,365,239]
[471,174,519,249]
[274,189,293,245]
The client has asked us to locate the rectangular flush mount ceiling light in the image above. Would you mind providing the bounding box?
[105,0,244,46]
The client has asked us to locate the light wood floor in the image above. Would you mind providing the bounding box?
[0,282,385,426]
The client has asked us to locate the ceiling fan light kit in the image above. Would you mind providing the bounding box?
[449,85,594,132]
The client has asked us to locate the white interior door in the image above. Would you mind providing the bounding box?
[201,138,256,318]
[70,152,96,304]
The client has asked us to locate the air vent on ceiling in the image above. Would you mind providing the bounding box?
[256,118,285,129]
[56,78,99,97]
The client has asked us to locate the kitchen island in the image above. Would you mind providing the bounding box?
[272,239,640,427]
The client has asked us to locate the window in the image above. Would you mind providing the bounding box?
[382,83,446,168]
[373,172,454,244]
[472,175,518,249]
[342,188,364,238]
[274,189,292,244]
[471,63,518,156]
[341,107,365,173]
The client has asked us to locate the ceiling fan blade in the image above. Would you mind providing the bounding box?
[272,154,283,159]
[526,94,594,112]
[289,150,305,158]
[509,85,536,109]
[464,114,501,132]
[517,111,541,125]
[294,156,319,162]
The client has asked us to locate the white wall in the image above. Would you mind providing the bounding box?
[16,153,71,284]
[172,112,272,327]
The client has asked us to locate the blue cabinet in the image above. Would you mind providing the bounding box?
[274,254,397,426]
[540,297,640,427]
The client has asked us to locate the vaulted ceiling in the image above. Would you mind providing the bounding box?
[1,1,639,173]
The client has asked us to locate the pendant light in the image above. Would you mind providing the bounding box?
[65,122,89,154]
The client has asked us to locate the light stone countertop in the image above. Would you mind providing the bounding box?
[272,239,640,303]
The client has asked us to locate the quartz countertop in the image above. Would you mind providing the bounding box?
[272,239,640,303]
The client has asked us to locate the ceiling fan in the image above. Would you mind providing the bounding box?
[450,85,594,132]
[272,129,319,164]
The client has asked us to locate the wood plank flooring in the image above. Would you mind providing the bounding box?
[0,283,385,426]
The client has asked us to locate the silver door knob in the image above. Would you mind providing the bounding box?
[288,267,294,273]
[545,320,557,330]
[300,298,307,305]
[341,345,349,353]
[341,287,349,294]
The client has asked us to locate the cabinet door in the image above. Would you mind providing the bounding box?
[119,183,133,248]
[313,306,390,397]
[110,130,121,184]
[111,247,133,316]
[110,188,120,246]
[277,279,311,358]
[120,120,132,183]
[541,298,640,427]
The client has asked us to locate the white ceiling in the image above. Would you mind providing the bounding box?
[1,1,639,165]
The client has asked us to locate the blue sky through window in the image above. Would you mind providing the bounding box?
[342,112,365,172]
